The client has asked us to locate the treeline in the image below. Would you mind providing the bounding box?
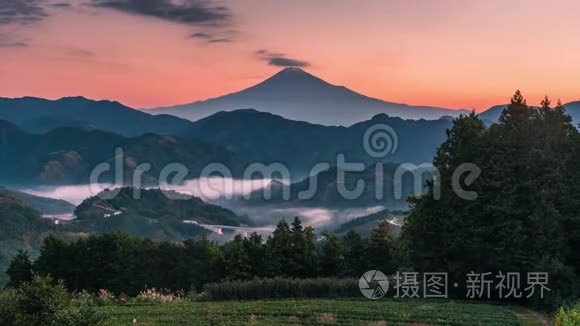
[7,218,397,296]
[402,91,580,309]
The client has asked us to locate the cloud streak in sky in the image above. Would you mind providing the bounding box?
[190,32,212,39]
[91,0,229,26]
[256,49,310,68]
[207,37,231,43]
[189,29,237,44]
[0,33,28,47]
[0,0,48,25]
[267,56,310,68]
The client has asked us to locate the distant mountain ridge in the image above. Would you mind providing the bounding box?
[0,96,193,137]
[184,109,453,176]
[0,120,243,185]
[3,86,577,136]
[149,67,470,125]
[0,105,454,186]
[242,164,424,210]
[4,91,579,187]
[0,187,75,215]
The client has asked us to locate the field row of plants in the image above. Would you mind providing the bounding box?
[200,277,360,301]
[100,299,521,325]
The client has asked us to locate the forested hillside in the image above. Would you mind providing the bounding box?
[185,109,452,174]
[75,187,251,226]
[0,195,54,285]
[402,92,580,308]
[0,188,75,215]
[0,121,243,185]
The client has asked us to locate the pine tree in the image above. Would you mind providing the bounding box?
[343,230,369,277]
[34,235,70,284]
[224,234,252,280]
[265,220,292,277]
[320,233,345,276]
[243,233,266,278]
[286,217,318,277]
[301,226,319,277]
[367,221,395,274]
[181,236,225,291]
[6,250,34,287]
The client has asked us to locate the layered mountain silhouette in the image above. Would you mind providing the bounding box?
[184,109,453,176]
[150,67,469,125]
[0,120,243,185]
[0,96,192,137]
[4,89,578,188]
[0,187,75,215]
[242,164,426,210]
[1,107,452,185]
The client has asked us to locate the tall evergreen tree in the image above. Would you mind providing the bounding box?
[342,230,369,277]
[224,234,252,280]
[34,235,70,284]
[300,225,319,277]
[6,250,34,288]
[367,221,395,274]
[265,220,292,277]
[244,233,266,277]
[320,233,345,276]
[184,236,224,291]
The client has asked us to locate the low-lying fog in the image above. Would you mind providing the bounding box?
[17,177,384,232]
[18,177,273,205]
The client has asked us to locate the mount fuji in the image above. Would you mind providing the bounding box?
[148,67,469,126]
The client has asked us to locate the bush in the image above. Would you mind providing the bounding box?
[0,275,105,326]
[200,277,359,301]
[133,288,185,304]
[6,250,34,288]
[0,288,21,325]
[95,289,116,306]
[528,259,580,311]
[554,307,580,326]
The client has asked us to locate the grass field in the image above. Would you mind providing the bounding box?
[100,299,523,325]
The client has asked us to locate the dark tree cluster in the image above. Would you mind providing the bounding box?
[222,218,396,280]
[402,91,580,308]
[7,217,396,295]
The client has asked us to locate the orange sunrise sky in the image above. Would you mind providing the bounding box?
[1,0,579,111]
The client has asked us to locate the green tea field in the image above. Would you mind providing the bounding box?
[100,299,525,325]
